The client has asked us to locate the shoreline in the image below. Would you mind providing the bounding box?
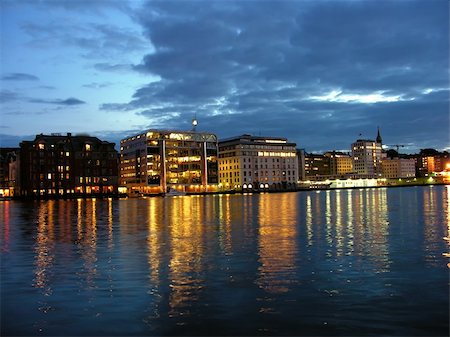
[2,181,448,201]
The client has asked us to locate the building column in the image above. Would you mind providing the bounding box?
[161,139,167,193]
[202,141,208,189]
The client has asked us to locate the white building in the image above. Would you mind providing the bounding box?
[218,134,298,191]
[351,129,383,178]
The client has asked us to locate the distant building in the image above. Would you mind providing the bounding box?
[381,158,416,178]
[218,134,298,191]
[351,128,383,178]
[303,153,331,179]
[324,151,353,175]
[417,154,450,177]
[120,130,219,194]
[18,133,118,198]
[0,148,19,197]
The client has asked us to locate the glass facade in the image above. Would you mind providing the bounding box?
[120,130,219,194]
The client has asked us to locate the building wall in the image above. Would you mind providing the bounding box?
[304,154,331,178]
[382,158,416,178]
[351,139,382,178]
[120,130,219,194]
[324,151,354,176]
[0,148,19,197]
[18,134,118,198]
[218,135,298,190]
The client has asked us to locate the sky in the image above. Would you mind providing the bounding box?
[0,0,449,153]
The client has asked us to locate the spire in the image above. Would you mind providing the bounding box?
[376,126,382,144]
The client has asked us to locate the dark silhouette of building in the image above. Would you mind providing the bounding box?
[0,148,19,197]
[18,133,118,198]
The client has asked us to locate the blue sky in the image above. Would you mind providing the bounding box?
[0,0,448,153]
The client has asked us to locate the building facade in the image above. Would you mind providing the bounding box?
[381,158,416,178]
[324,151,354,175]
[18,133,118,198]
[0,148,19,197]
[303,153,331,179]
[418,154,450,177]
[218,134,298,191]
[120,130,218,194]
[351,140,383,178]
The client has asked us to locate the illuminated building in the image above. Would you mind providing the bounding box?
[418,154,450,177]
[298,151,354,181]
[324,151,353,175]
[302,153,331,179]
[351,128,383,178]
[120,130,218,194]
[218,134,298,191]
[0,148,19,197]
[18,133,118,198]
[381,158,416,178]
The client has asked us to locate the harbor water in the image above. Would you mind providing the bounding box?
[1,186,449,336]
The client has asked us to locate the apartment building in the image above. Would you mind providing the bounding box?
[381,158,416,178]
[218,134,298,191]
[18,133,118,197]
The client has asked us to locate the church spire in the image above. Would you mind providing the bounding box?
[376,126,382,144]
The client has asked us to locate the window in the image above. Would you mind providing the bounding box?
[85,144,91,151]
[38,143,45,150]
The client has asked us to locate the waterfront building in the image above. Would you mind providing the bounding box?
[418,153,450,177]
[381,158,416,178]
[0,148,19,197]
[351,129,383,178]
[302,153,331,179]
[120,130,219,194]
[18,133,118,197]
[218,134,298,191]
[324,151,353,175]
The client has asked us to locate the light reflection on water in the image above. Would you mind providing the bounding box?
[1,186,449,336]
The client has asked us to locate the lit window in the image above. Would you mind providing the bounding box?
[85,144,91,151]
[38,143,45,150]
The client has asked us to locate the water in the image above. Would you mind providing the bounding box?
[1,186,449,336]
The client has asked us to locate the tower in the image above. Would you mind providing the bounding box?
[376,126,382,144]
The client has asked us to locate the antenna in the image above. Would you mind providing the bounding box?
[192,113,198,132]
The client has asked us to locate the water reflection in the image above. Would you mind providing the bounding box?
[444,186,450,268]
[167,197,206,318]
[257,193,298,294]
[34,202,55,293]
[1,187,449,336]
[0,201,11,253]
[302,188,390,273]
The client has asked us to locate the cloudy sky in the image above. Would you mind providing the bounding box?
[0,0,448,153]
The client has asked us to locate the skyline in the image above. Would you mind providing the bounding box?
[0,0,449,153]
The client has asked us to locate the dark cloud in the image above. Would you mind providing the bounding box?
[21,20,148,60]
[97,0,449,152]
[1,73,39,81]
[29,97,86,106]
[0,90,20,103]
[93,63,133,72]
